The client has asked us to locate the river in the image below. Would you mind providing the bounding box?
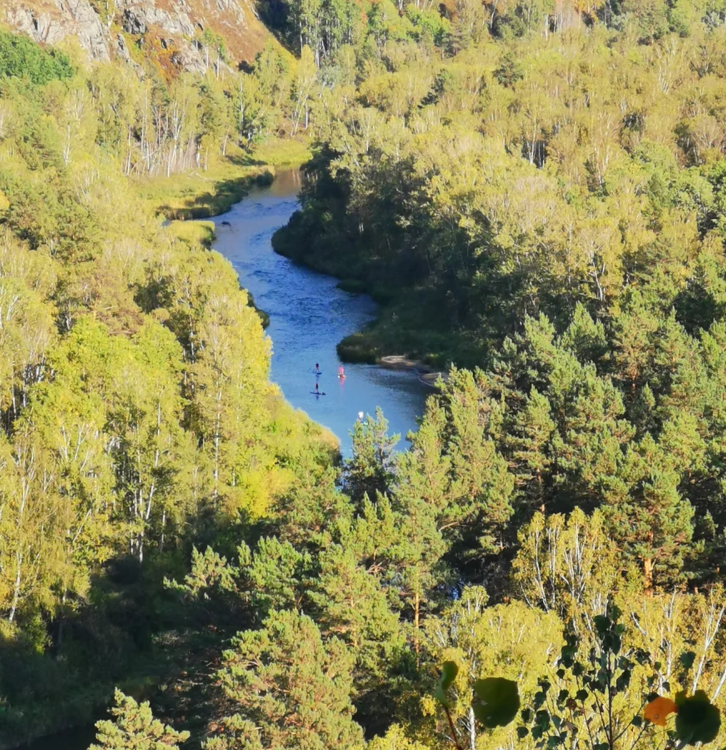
[212,168,429,455]
[21,169,428,750]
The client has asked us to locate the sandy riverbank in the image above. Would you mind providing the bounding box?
[377,355,448,387]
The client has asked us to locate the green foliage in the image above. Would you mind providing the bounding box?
[11,5,726,750]
[208,610,363,750]
[433,660,520,749]
[518,606,723,750]
[519,605,651,749]
[342,407,399,505]
[0,31,73,84]
[494,51,523,86]
[433,661,459,708]
[0,30,333,748]
[89,689,189,750]
[512,509,621,618]
[676,691,722,745]
[471,678,520,729]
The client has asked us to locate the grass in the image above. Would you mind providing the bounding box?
[336,332,380,363]
[137,139,311,220]
[251,137,311,166]
[137,160,268,220]
[144,138,312,333]
[166,220,216,248]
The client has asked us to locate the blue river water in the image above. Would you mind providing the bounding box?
[212,169,430,455]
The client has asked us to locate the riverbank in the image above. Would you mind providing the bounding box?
[271,197,486,370]
[137,138,311,221]
[377,355,448,388]
[11,144,314,750]
[333,297,480,370]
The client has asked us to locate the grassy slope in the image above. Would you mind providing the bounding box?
[166,220,217,248]
[138,139,311,221]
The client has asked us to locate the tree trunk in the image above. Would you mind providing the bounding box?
[468,707,476,750]
[643,557,654,594]
[9,548,24,623]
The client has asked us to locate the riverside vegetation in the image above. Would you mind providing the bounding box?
[4,0,726,749]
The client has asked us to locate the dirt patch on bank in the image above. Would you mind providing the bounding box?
[377,355,448,387]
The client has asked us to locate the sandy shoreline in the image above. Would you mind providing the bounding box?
[377,355,448,387]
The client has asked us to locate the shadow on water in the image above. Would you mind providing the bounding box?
[212,168,429,455]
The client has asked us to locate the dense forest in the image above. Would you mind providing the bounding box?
[4,0,726,748]
[0,24,336,747]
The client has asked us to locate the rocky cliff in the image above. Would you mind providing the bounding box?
[0,0,272,71]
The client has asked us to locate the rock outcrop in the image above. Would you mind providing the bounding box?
[0,0,272,70]
[6,0,110,60]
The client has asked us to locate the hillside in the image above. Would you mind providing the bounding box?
[7,2,726,750]
[0,0,273,72]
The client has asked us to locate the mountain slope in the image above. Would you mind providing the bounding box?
[0,0,272,71]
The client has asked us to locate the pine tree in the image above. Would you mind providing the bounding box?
[551,364,634,512]
[211,610,363,750]
[506,387,556,509]
[247,536,312,617]
[395,402,451,519]
[445,389,514,555]
[272,459,353,551]
[600,436,694,591]
[309,542,405,686]
[561,303,609,367]
[342,407,399,506]
[89,689,189,750]
[612,292,661,399]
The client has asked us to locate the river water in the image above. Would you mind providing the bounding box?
[212,168,429,455]
[21,169,428,750]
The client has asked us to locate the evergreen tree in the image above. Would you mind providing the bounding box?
[506,387,556,509]
[342,407,399,506]
[89,690,189,750]
[211,610,363,750]
[601,436,694,591]
[309,542,405,691]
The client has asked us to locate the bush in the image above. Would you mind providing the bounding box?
[0,32,74,84]
[337,332,379,363]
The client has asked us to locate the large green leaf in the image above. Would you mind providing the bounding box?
[675,690,721,745]
[471,677,520,728]
[434,661,459,708]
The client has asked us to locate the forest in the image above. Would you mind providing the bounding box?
[3,0,726,748]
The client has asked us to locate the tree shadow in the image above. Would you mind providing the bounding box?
[227,152,266,167]
[158,172,273,220]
